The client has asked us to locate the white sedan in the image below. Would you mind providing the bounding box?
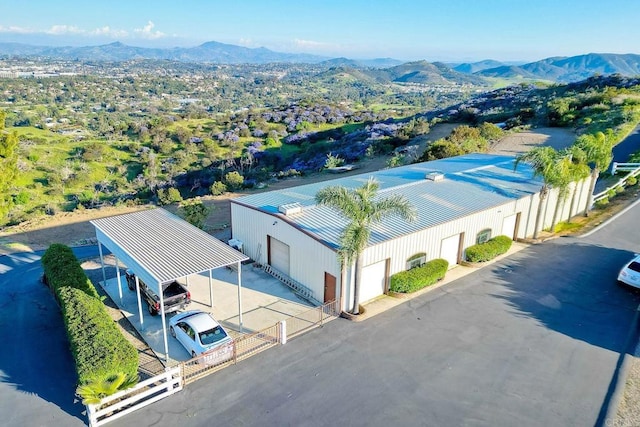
[618,254,640,289]
[169,310,233,364]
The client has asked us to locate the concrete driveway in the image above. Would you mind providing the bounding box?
[98,262,314,364]
[108,201,640,426]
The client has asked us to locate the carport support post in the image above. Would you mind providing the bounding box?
[159,282,170,363]
[135,276,144,329]
[209,269,214,308]
[114,256,123,302]
[237,261,243,332]
[97,242,107,286]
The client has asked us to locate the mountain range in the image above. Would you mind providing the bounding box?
[454,53,640,83]
[1,40,639,83]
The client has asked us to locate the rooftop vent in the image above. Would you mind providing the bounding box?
[425,172,445,182]
[278,202,302,216]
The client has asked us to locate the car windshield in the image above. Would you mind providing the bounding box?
[628,261,640,273]
[199,326,229,346]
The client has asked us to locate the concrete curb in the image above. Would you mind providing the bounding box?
[599,303,640,426]
[580,196,640,238]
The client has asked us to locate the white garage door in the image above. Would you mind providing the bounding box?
[359,260,387,303]
[440,234,460,267]
[502,214,518,240]
[269,236,290,276]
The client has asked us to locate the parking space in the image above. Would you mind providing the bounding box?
[99,263,314,366]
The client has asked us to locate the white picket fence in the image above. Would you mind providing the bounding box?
[86,366,182,427]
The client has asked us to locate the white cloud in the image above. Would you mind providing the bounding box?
[46,25,85,35]
[238,38,256,47]
[293,38,333,49]
[133,21,165,40]
[0,25,36,34]
[89,26,128,38]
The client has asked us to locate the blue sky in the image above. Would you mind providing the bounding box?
[0,0,637,62]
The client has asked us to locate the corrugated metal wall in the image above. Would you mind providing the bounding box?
[231,203,341,304]
[231,176,593,312]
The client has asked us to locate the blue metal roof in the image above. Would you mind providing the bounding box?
[233,154,542,249]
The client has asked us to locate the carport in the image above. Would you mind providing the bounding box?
[90,208,249,362]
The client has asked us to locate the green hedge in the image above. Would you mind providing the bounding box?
[41,244,138,385]
[390,258,448,293]
[59,287,138,384]
[465,235,513,263]
[41,243,99,299]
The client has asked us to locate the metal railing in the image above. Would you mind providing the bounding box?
[261,264,323,306]
[286,299,340,338]
[181,322,281,385]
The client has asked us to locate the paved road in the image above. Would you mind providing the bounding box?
[594,124,640,194]
[0,246,102,427]
[105,202,640,427]
[612,124,640,165]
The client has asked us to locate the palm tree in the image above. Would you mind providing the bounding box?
[515,146,562,239]
[315,178,416,314]
[548,147,590,231]
[563,145,591,223]
[573,131,614,216]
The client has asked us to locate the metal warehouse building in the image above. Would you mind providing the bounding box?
[230,153,592,313]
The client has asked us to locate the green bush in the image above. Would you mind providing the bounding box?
[59,287,138,384]
[178,198,211,229]
[465,235,513,262]
[224,171,244,190]
[41,244,138,387]
[626,176,638,186]
[390,258,448,293]
[157,187,183,205]
[210,180,227,196]
[41,244,99,298]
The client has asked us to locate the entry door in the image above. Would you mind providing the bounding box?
[324,272,337,303]
[502,214,518,240]
[440,234,460,267]
[268,236,290,276]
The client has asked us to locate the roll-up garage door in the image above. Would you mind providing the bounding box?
[359,260,387,303]
[269,236,290,276]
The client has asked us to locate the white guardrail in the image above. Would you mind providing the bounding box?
[592,163,640,204]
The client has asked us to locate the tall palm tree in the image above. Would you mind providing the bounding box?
[573,131,614,216]
[563,145,591,222]
[515,146,562,239]
[548,147,590,231]
[315,177,416,314]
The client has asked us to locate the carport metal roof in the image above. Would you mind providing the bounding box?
[91,208,248,286]
[91,208,249,363]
